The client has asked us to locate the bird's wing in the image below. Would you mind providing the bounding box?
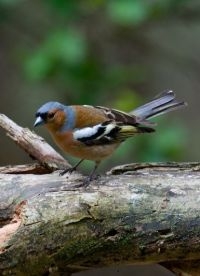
[95,106,156,127]
[73,107,155,146]
[95,106,139,125]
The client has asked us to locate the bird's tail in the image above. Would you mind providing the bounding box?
[130,90,187,122]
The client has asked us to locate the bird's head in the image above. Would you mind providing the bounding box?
[34,101,75,132]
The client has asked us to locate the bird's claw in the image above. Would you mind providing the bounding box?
[59,167,76,176]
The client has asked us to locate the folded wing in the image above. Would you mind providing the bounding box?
[73,90,186,146]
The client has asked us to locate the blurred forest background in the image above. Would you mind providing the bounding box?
[0,0,199,172]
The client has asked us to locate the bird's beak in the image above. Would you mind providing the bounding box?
[34,116,44,127]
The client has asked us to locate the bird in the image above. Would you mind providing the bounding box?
[34,90,187,186]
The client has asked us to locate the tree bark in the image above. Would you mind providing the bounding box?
[0,162,200,276]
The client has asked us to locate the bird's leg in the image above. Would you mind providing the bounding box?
[82,161,100,187]
[60,159,84,176]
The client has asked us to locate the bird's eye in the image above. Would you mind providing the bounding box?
[48,112,55,119]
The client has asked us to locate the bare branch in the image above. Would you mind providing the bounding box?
[0,113,70,171]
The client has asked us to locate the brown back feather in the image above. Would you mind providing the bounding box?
[96,106,138,125]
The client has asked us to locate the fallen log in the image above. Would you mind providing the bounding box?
[0,162,200,275]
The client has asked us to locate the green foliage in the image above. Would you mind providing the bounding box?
[25,29,87,80]
[107,0,150,26]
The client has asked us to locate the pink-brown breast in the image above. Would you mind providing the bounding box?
[49,129,119,161]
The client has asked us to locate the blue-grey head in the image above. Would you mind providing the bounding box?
[34,101,75,131]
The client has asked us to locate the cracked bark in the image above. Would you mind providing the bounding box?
[0,162,200,276]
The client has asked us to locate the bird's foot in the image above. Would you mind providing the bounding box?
[59,167,76,176]
[60,159,84,176]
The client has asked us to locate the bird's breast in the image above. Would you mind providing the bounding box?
[49,130,119,161]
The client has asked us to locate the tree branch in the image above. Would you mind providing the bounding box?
[0,163,200,275]
[0,113,70,172]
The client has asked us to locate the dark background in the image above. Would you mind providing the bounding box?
[0,0,199,172]
[0,1,199,275]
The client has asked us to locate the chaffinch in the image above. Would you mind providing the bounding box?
[34,90,186,185]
